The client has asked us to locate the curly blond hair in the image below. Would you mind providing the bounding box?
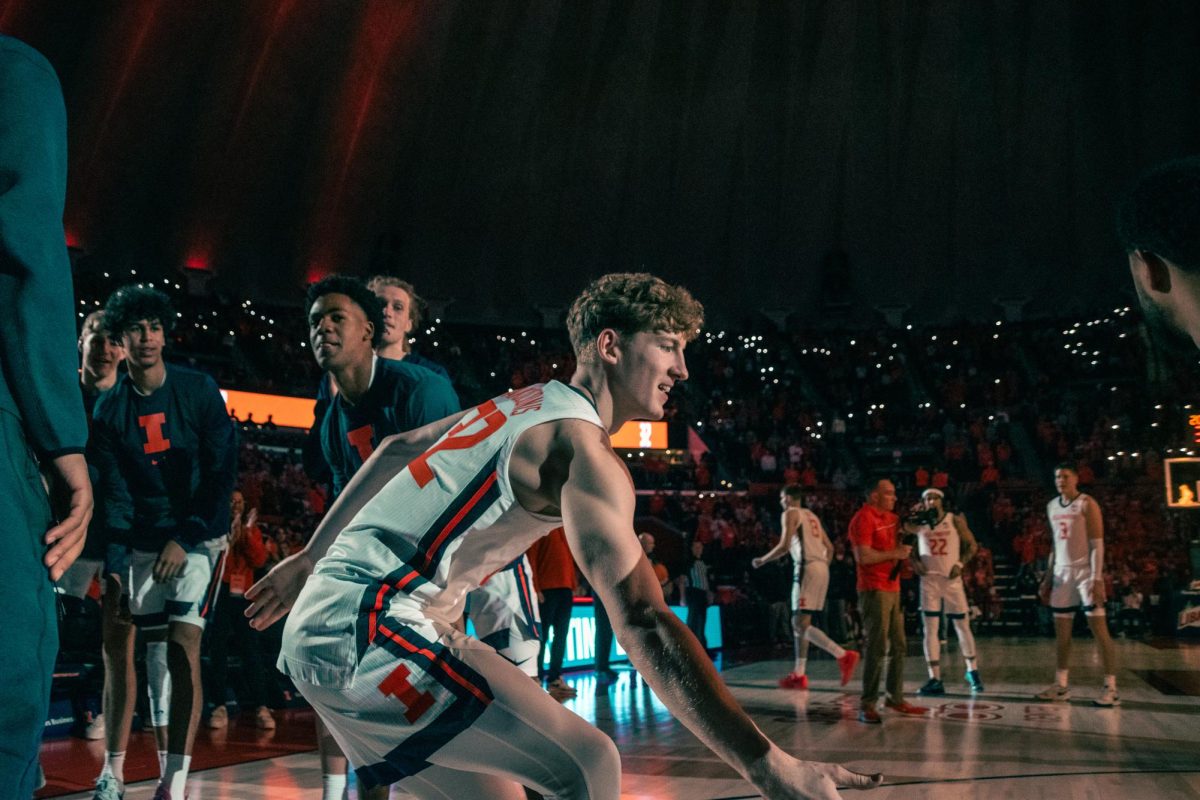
[566,273,704,362]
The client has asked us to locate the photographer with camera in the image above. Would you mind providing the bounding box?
[848,479,929,723]
[909,488,985,696]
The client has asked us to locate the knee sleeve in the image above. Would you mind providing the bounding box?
[146,640,172,727]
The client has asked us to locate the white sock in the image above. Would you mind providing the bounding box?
[100,751,126,788]
[323,772,349,800]
[928,662,941,680]
[794,657,807,676]
[1104,674,1117,690]
[157,749,168,776]
[1056,669,1069,688]
[162,754,191,797]
[803,626,845,658]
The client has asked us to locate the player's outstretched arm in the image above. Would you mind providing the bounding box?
[245,409,469,629]
[560,429,881,799]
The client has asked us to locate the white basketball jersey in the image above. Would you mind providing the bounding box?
[280,381,602,686]
[1047,493,1092,567]
[787,508,829,574]
[916,513,960,577]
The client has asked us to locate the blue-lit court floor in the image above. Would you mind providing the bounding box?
[47,636,1200,799]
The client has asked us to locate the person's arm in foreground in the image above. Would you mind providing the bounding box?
[0,43,91,579]
[561,426,881,800]
[244,409,468,629]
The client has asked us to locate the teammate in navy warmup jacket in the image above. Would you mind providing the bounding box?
[305,275,459,800]
[91,285,236,800]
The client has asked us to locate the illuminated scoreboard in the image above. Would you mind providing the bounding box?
[1164,458,1200,508]
[220,390,673,449]
[221,389,316,429]
[609,420,669,450]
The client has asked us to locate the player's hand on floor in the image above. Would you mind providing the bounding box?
[751,746,882,799]
[245,550,315,629]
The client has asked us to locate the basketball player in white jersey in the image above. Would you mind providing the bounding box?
[752,485,859,690]
[909,488,984,695]
[245,273,881,800]
[1035,464,1119,706]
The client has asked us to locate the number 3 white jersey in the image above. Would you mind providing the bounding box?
[1047,493,1094,567]
[787,509,829,574]
[916,514,960,577]
[280,381,602,687]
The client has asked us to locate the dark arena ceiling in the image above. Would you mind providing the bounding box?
[5,0,1199,325]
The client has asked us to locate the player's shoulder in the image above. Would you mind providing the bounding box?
[166,363,219,391]
[378,356,451,388]
[91,374,128,417]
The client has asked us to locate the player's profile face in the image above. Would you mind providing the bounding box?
[613,330,688,420]
[308,293,374,370]
[122,318,165,369]
[375,285,414,346]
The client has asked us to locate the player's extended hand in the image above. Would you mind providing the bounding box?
[42,453,93,581]
[244,550,315,630]
[751,557,765,569]
[749,745,883,799]
[948,564,962,579]
[153,540,188,583]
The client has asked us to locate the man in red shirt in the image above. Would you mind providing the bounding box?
[848,479,928,723]
[529,526,578,698]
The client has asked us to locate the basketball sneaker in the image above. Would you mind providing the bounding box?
[91,774,123,800]
[918,678,945,696]
[1035,684,1070,701]
[966,670,985,693]
[84,712,106,740]
[779,672,809,690]
[1092,686,1120,707]
[837,650,860,686]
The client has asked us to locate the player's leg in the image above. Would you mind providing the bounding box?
[302,625,620,800]
[159,545,226,796]
[128,548,172,777]
[95,573,137,798]
[317,717,351,800]
[780,577,808,688]
[945,578,982,691]
[798,566,857,684]
[1038,566,1079,700]
[1082,576,1119,706]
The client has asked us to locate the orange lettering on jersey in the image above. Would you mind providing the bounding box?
[378,663,435,723]
[139,413,171,454]
[347,425,375,461]
[510,385,545,416]
[409,399,506,488]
